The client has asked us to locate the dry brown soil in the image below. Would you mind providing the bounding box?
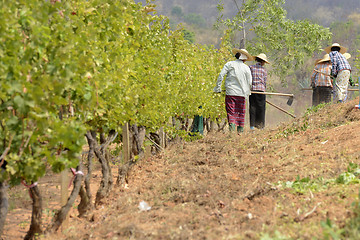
[3,98,360,239]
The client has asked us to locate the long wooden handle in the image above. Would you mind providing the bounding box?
[301,88,359,91]
[314,69,332,77]
[266,100,296,118]
[252,91,294,97]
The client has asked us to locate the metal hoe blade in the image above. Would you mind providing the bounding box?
[287,96,294,106]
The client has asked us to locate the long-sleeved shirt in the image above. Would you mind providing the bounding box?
[213,59,252,97]
[311,62,332,87]
[249,62,267,92]
[329,51,351,76]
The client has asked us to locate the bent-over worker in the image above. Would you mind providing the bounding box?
[324,43,351,103]
[311,54,332,106]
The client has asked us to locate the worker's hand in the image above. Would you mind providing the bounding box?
[349,77,354,86]
[213,89,223,93]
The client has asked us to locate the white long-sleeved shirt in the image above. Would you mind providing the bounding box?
[213,59,252,97]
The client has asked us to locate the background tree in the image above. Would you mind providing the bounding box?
[184,13,207,28]
[182,29,196,43]
[171,6,184,18]
[215,0,332,80]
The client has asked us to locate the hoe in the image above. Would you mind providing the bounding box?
[250,91,294,106]
[251,91,296,118]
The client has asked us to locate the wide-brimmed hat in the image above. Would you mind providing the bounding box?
[253,53,270,64]
[324,43,347,54]
[232,48,254,61]
[315,54,331,65]
[343,52,351,59]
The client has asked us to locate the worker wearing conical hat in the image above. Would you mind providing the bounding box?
[324,43,351,103]
[310,54,333,106]
[249,53,270,129]
[214,48,253,133]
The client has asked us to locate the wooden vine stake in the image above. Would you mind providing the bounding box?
[144,129,151,159]
[159,127,166,149]
[123,122,130,162]
[60,170,69,228]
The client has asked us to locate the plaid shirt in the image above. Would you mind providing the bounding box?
[311,62,332,87]
[329,51,351,76]
[249,62,267,92]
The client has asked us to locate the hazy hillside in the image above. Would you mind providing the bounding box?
[136,0,359,25]
[135,0,360,45]
[284,0,360,26]
[135,0,225,26]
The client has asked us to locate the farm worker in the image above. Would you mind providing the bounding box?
[249,53,270,129]
[310,54,333,106]
[213,48,253,133]
[324,43,351,103]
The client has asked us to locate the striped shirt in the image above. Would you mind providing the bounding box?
[249,62,267,92]
[329,51,351,76]
[311,62,332,87]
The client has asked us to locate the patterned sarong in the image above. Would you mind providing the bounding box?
[225,95,246,127]
[333,70,350,102]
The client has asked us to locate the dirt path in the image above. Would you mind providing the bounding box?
[4,99,360,239]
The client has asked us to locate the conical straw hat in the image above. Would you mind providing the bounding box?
[324,43,347,54]
[343,52,351,59]
[315,54,331,65]
[232,48,254,61]
[253,53,270,64]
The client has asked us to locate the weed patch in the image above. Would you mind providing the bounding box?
[282,176,329,194]
[322,190,360,239]
[280,163,360,195]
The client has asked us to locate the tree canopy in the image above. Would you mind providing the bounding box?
[215,0,332,79]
